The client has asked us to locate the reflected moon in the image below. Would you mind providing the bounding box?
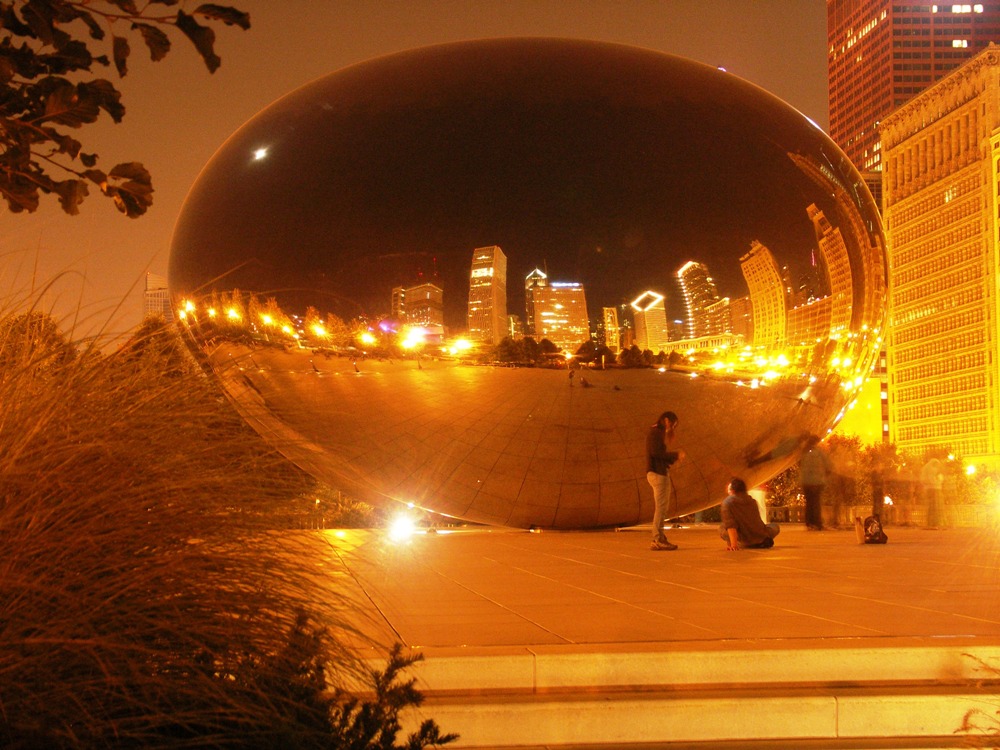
[170,38,886,529]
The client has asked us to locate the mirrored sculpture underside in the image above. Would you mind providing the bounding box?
[170,38,887,528]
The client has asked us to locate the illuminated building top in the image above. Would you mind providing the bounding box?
[630,290,670,353]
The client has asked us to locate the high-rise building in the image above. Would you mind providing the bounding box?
[630,291,670,354]
[676,261,723,339]
[392,282,445,337]
[602,307,620,353]
[405,283,444,331]
[880,45,1000,465]
[530,282,590,353]
[390,286,405,320]
[739,241,786,349]
[143,273,172,321]
[729,296,754,343]
[828,1,1000,181]
[467,245,508,345]
[524,267,547,337]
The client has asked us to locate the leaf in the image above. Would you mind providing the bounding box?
[105,161,153,218]
[20,0,57,47]
[76,11,105,41]
[80,78,125,122]
[0,5,34,37]
[39,39,97,75]
[0,176,41,213]
[106,0,140,13]
[53,177,88,215]
[80,152,97,168]
[112,36,129,77]
[0,55,16,85]
[39,78,93,126]
[40,126,82,157]
[175,10,220,73]
[193,4,251,30]
[132,23,171,62]
[38,78,120,126]
[108,162,150,183]
[83,169,107,184]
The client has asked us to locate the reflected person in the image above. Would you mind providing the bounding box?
[720,477,780,551]
[647,411,685,551]
[799,434,833,531]
[920,457,944,528]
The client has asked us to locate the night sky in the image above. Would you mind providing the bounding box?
[3,1,828,337]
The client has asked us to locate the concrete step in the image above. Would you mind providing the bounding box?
[410,684,1000,748]
[397,641,1000,748]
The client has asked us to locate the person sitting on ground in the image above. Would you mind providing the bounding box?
[720,477,780,551]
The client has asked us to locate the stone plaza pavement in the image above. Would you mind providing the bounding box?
[321,523,1000,749]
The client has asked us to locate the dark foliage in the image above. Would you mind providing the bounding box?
[0,0,249,217]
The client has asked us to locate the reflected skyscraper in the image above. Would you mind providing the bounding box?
[467,245,508,345]
[524,267,547,337]
[602,306,620,353]
[676,261,722,338]
[740,241,786,349]
[397,282,444,336]
[630,291,670,353]
[808,204,853,339]
[530,281,590,352]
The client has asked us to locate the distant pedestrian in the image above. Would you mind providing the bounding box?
[799,434,833,530]
[568,370,575,386]
[647,411,685,551]
[720,477,780,550]
[920,457,944,528]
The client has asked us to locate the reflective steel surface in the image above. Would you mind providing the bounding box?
[169,38,886,529]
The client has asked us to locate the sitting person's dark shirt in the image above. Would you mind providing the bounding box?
[721,490,778,548]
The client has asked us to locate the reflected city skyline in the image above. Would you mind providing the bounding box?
[170,38,886,528]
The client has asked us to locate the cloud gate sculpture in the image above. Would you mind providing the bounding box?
[169,38,886,529]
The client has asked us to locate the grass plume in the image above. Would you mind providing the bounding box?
[0,306,451,747]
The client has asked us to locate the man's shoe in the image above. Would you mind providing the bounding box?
[650,540,678,551]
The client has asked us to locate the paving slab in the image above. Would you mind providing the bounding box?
[322,524,1000,654]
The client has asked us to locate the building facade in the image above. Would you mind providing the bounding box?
[828,0,1000,184]
[524,267,547,337]
[143,273,173,321]
[601,306,620,353]
[403,283,444,333]
[630,290,671,353]
[529,282,590,353]
[881,45,1000,464]
[676,261,723,338]
[739,241,787,350]
[467,245,508,345]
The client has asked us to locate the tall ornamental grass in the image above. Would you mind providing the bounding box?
[0,309,451,748]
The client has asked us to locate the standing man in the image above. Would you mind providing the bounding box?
[720,477,780,550]
[799,434,833,530]
[647,411,685,551]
